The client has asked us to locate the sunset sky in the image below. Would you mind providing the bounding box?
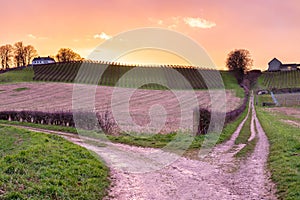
[1,0,300,70]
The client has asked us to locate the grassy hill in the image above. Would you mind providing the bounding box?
[0,125,109,199]
[0,67,34,84]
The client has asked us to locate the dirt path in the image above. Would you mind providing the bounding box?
[1,95,277,199]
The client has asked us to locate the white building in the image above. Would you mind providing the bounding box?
[32,56,55,65]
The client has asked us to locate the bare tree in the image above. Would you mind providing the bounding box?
[56,48,82,62]
[14,41,26,67]
[0,44,14,69]
[226,49,253,84]
[24,45,38,65]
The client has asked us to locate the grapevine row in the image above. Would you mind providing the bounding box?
[33,61,224,90]
[261,70,300,89]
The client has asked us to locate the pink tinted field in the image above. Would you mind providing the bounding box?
[0,83,242,133]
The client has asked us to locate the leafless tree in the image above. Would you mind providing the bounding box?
[0,44,14,69]
[56,48,82,62]
[226,49,253,84]
[24,45,38,65]
[14,41,26,67]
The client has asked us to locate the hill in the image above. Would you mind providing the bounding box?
[0,67,34,84]
[0,62,243,96]
[0,125,109,199]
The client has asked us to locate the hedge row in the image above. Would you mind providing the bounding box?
[196,85,249,135]
[271,87,300,94]
[0,110,118,135]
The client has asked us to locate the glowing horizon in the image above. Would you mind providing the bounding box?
[1,0,300,70]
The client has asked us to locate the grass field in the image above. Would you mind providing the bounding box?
[0,68,34,84]
[255,94,273,107]
[235,107,252,145]
[234,105,257,158]
[256,108,300,199]
[221,71,244,98]
[217,101,249,144]
[0,125,109,199]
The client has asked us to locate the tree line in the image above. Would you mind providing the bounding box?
[0,42,38,69]
[0,41,82,69]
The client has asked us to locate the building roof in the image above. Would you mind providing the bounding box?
[281,63,300,67]
[32,56,55,62]
[268,58,282,65]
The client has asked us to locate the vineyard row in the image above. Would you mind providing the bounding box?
[261,70,300,89]
[33,61,224,90]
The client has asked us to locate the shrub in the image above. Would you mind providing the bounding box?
[196,86,249,135]
[0,110,119,135]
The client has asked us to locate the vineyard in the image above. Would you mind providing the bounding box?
[260,70,300,89]
[33,61,225,90]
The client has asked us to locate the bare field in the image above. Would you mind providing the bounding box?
[0,83,242,133]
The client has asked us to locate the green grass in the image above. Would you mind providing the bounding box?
[255,94,273,107]
[221,71,245,98]
[235,108,252,145]
[217,101,249,144]
[107,132,206,150]
[268,110,300,123]
[0,67,34,84]
[257,75,266,89]
[236,137,257,158]
[13,87,30,92]
[0,120,78,134]
[235,109,257,158]
[0,125,109,199]
[256,108,300,199]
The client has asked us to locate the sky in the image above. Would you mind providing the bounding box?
[1,0,300,70]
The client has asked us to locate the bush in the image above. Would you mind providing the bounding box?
[0,110,119,135]
[196,86,249,135]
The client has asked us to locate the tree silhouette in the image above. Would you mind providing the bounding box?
[0,44,13,69]
[24,45,38,65]
[14,41,26,67]
[56,48,82,62]
[226,49,253,84]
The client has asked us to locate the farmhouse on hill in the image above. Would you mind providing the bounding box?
[268,58,300,72]
[32,56,55,65]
